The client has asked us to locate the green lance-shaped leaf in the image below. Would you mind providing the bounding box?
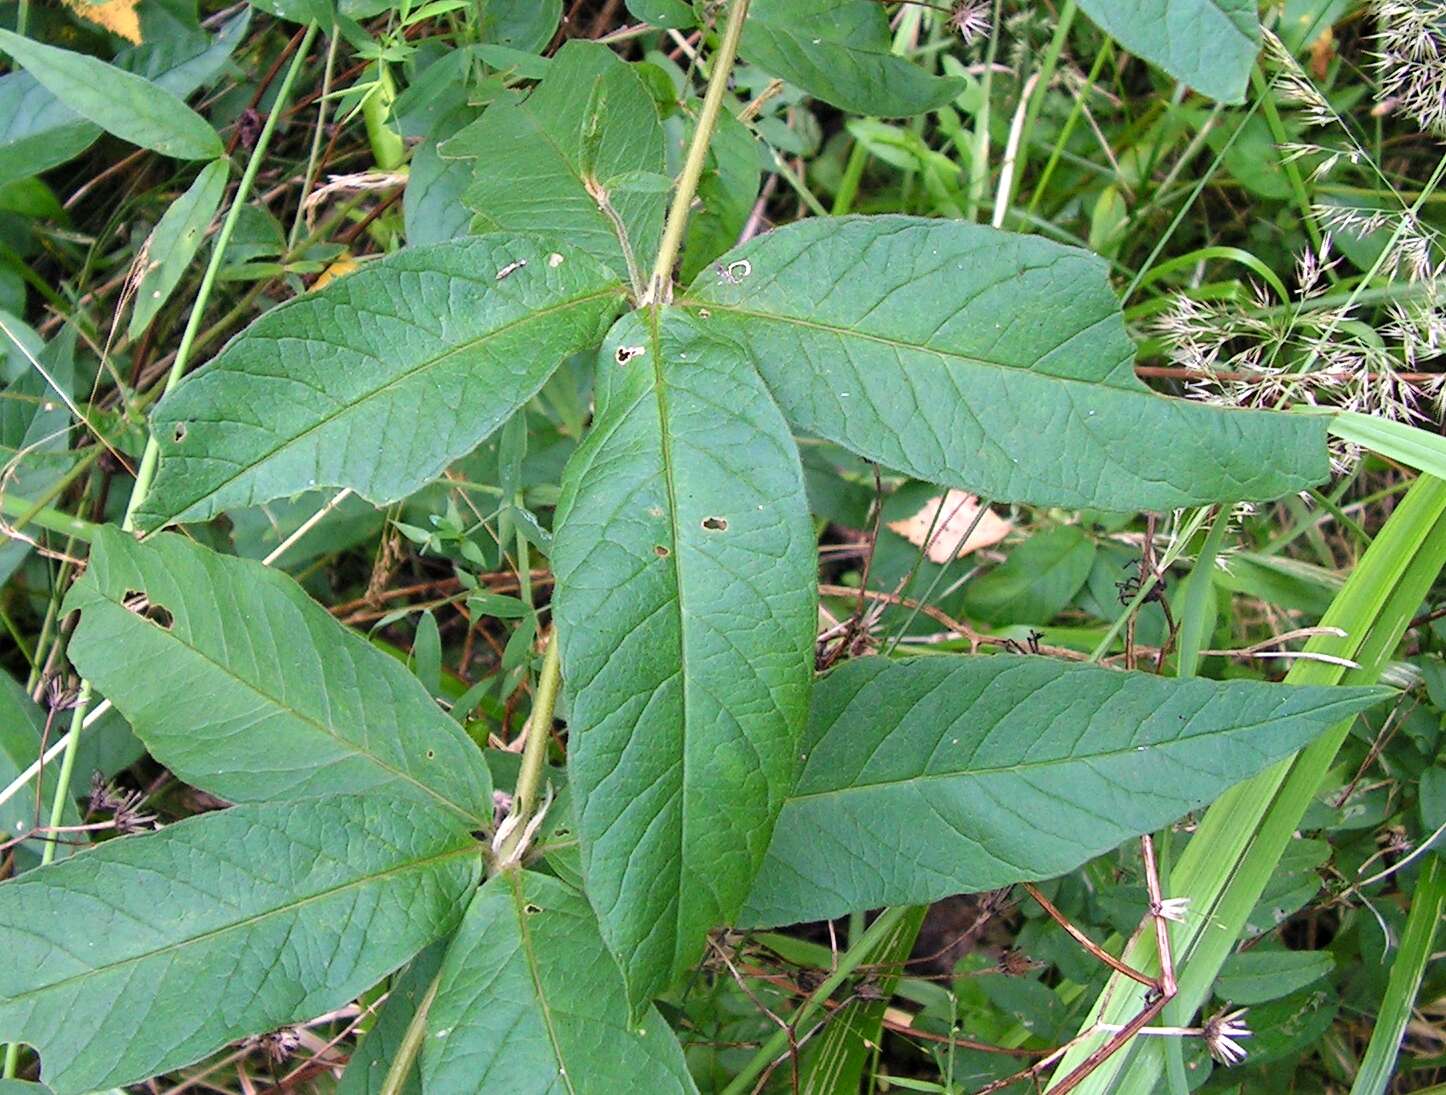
[552,309,816,1009]
[740,0,964,117]
[0,12,248,188]
[128,158,229,339]
[624,0,693,29]
[479,0,562,52]
[136,235,626,530]
[0,796,481,1095]
[64,527,494,826]
[962,524,1097,625]
[423,870,698,1093]
[1076,0,1260,104]
[0,30,222,161]
[741,655,1389,926]
[685,216,1329,511]
[443,41,666,283]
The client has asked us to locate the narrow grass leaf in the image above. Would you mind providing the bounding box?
[1349,856,1444,1095]
[1327,409,1446,481]
[799,906,927,1093]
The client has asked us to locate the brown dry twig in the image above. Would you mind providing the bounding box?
[817,583,1084,660]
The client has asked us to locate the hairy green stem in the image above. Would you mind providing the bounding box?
[1027,39,1111,219]
[1001,0,1075,218]
[495,635,562,865]
[832,138,869,216]
[722,906,910,1095]
[362,61,405,171]
[646,0,750,302]
[290,23,340,249]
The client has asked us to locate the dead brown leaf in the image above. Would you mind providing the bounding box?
[887,490,1011,564]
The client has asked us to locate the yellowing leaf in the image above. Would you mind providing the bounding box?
[311,254,358,291]
[63,0,141,43]
[886,489,1012,564]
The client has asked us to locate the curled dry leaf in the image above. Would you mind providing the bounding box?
[886,489,1012,564]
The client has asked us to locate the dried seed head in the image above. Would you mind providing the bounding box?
[88,776,156,834]
[244,1026,303,1064]
[88,770,119,815]
[949,0,992,44]
[1203,1007,1251,1066]
[998,948,1040,976]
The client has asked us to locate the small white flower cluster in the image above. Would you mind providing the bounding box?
[1156,220,1445,472]
[1373,0,1446,136]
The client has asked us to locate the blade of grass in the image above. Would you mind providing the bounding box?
[1173,508,1227,678]
[1349,855,1444,1095]
[1050,473,1446,1093]
[1325,409,1446,481]
[721,907,911,1095]
[798,907,928,1094]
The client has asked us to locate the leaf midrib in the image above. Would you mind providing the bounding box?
[6,835,476,1004]
[84,589,488,826]
[508,872,579,1095]
[786,699,1367,804]
[148,283,624,522]
[680,301,1141,398]
[645,308,692,976]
